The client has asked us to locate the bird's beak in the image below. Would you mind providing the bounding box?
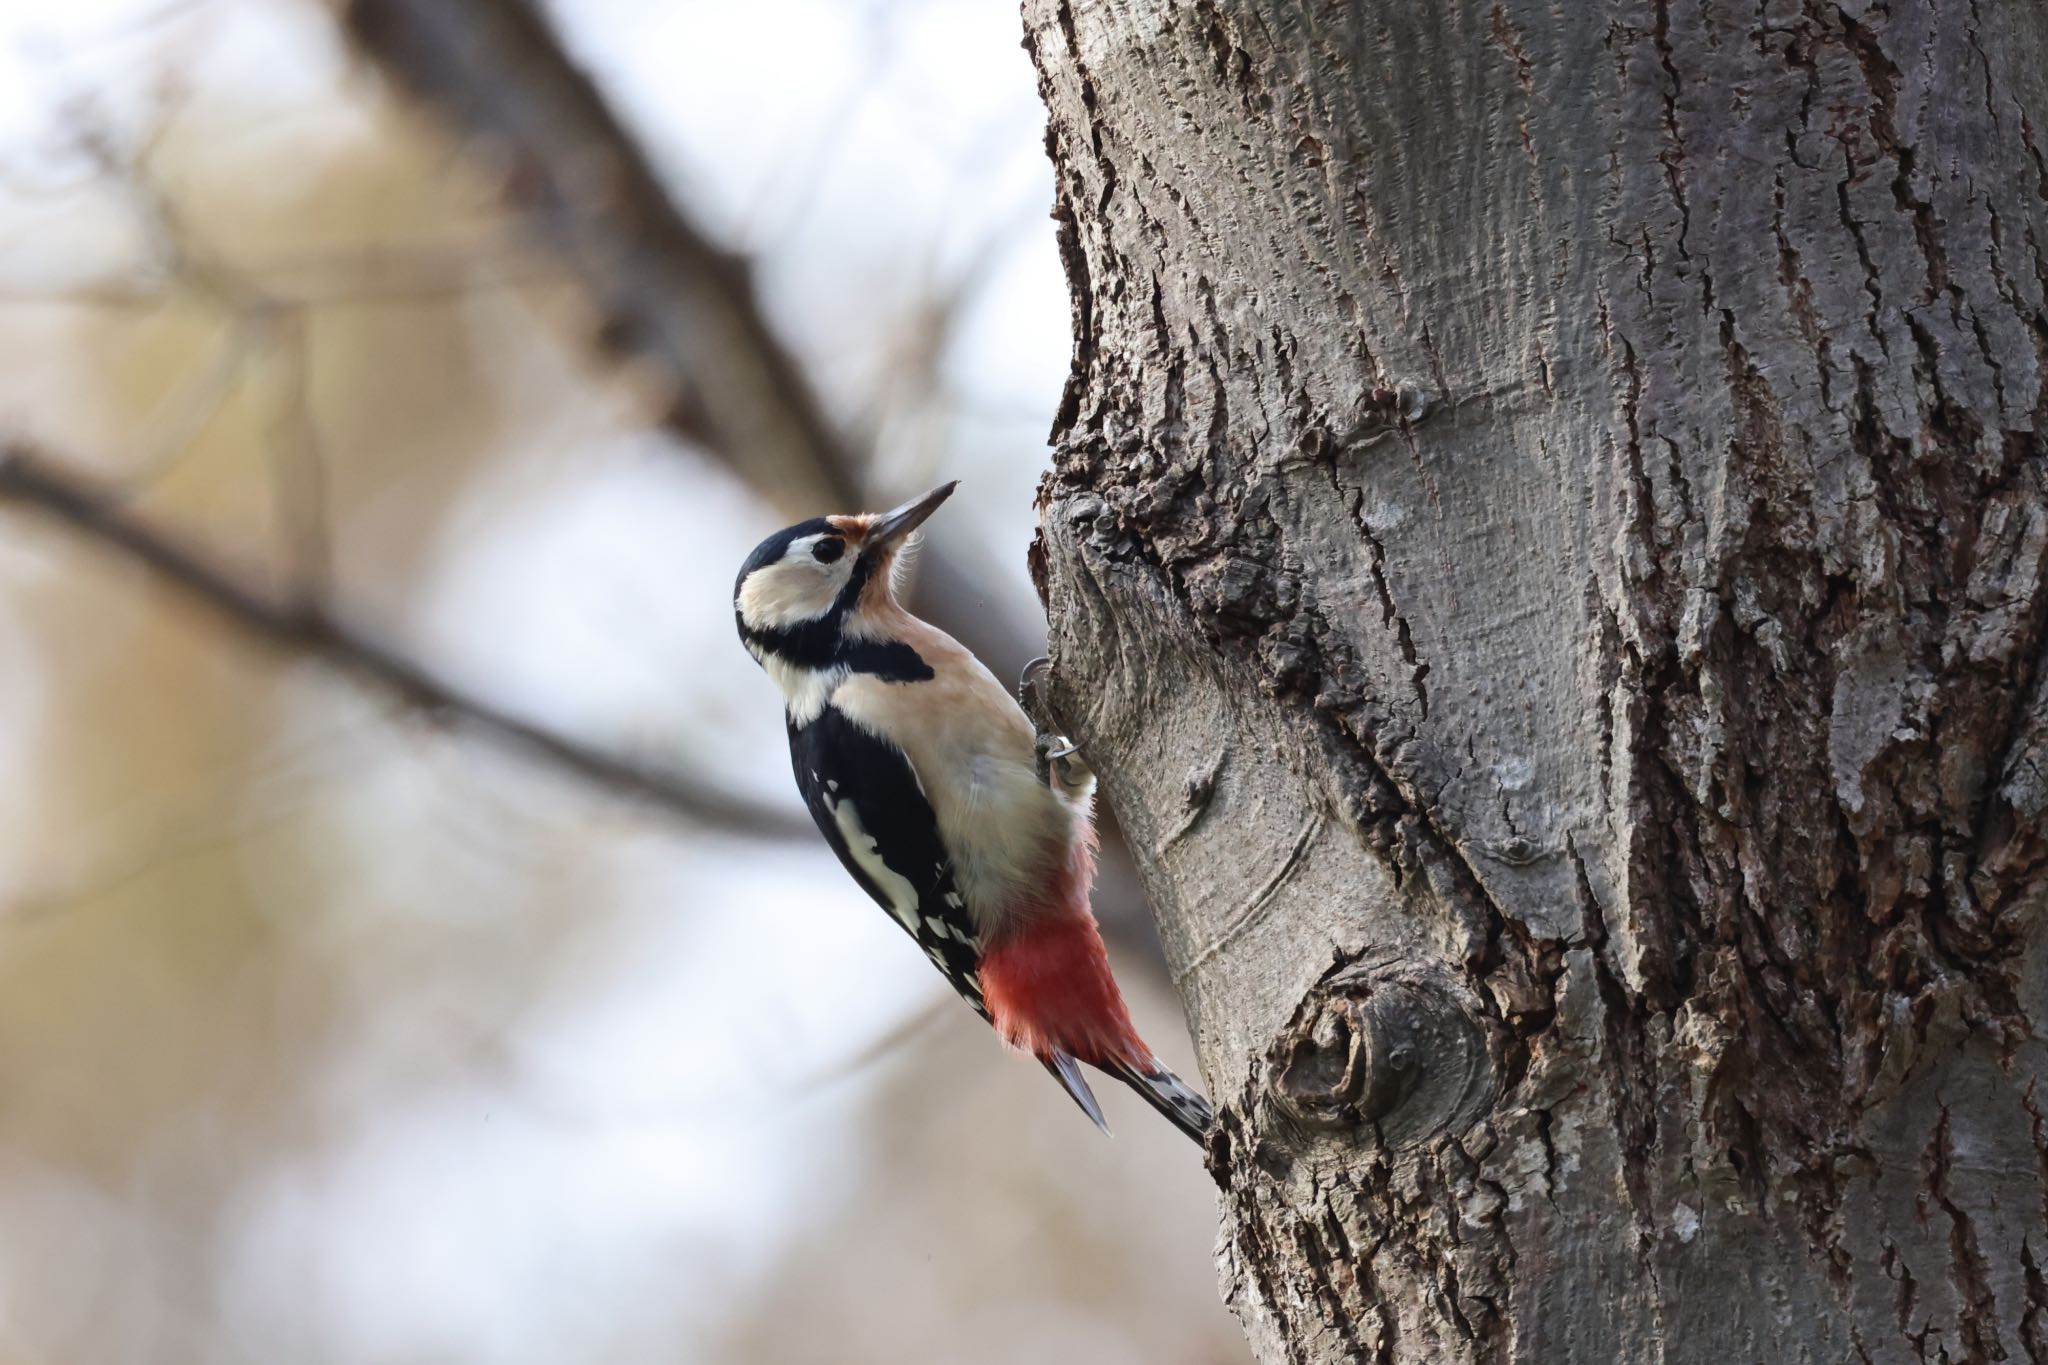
[866,481,957,550]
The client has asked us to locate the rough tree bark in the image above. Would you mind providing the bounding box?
[1023,2,2048,1361]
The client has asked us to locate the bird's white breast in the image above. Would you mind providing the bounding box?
[831,645,1079,933]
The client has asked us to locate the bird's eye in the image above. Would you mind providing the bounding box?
[811,538,845,564]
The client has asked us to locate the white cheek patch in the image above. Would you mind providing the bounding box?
[827,793,921,934]
[736,553,851,631]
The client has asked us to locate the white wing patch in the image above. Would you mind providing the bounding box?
[826,793,922,934]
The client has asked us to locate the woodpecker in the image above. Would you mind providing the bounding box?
[734,482,1213,1145]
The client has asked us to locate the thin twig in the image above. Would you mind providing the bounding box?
[266,307,333,598]
[1,700,398,925]
[0,444,811,840]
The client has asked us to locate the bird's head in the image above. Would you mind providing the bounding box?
[734,481,956,673]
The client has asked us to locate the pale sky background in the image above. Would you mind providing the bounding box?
[0,2,1237,1363]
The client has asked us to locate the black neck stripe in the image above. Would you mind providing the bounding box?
[736,553,933,682]
[741,616,932,682]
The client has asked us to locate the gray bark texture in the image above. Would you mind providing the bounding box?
[1021,2,2048,1361]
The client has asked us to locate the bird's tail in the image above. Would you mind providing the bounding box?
[1102,1053,1214,1147]
[1041,1050,1109,1134]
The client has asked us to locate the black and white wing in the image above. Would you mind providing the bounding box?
[788,706,985,1018]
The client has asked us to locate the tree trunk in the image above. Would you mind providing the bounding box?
[1022,2,2048,1360]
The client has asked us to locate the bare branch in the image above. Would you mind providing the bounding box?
[0,444,812,840]
[337,0,1041,682]
[342,0,861,512]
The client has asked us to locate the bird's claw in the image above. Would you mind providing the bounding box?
[1051,747,1095,799]
[1032,730,1058,785]
[1035,731,1094,799]
[1023,659,1093,796]
[1018,655,1054,729]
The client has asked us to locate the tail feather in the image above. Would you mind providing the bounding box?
[1041,1050,1110,1135]
[1103,1054,1214,1147]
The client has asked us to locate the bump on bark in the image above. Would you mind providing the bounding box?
[1267,963,1497,1151]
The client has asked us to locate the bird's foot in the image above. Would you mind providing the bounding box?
[1022,658,1095,798]
[1035,731,1095,800]
[1018,655,1055,730]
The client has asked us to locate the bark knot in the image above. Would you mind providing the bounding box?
[1267,966,1496,1149]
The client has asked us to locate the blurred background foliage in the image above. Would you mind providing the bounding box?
[0,1,1242,1361]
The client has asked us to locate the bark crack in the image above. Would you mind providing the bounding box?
[1921,1101,2008,1362]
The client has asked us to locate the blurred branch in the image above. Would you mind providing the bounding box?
[500,995,955,1128]
[342,0,861,511]
[4,789,311,927]
[0,444,812,841]
[3,702,399,925]
[338,0,1037,681]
